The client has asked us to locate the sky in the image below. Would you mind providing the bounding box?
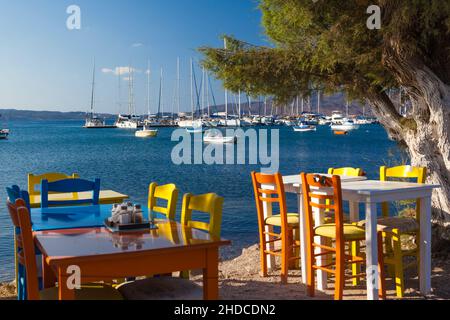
[0,0,266,114]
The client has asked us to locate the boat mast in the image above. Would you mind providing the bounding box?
[146,60,151,119]
[117,67,122,115]
[206,72,210,117]
[201,67,205,117]
[90,58,96,118]
[128,65,135,116]
[157,68,163,120]
[224,37,228,125]
[238,90,242,121]
[346,100,350,118]
[317,90,321,115]
[190,58,194,121]
[177,57,180,117]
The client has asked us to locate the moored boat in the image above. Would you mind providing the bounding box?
[135,126,158,138]
[0,129,9,140]
[293,123,317,132]
[203,129,236,144]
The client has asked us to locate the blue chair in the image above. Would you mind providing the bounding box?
[6,186,31,300]
[40,178,101,208]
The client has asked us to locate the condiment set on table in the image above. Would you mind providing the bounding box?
[105,202,157,232]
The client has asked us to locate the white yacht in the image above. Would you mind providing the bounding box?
[331,119,360,131]
[203,129,236,144]
[0,129,9,140]
[135,125,158,138]
[115,114,142,129]
[84,61,115,129]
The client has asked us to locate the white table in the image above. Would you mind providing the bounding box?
[264,175,439,300]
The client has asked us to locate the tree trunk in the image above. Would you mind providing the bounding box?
[374,49,450,243]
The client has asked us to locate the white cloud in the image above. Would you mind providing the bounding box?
[132,43,143,48]
[101,66,137,76]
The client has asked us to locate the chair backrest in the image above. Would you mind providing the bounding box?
[6,186,31,210]
[41,178,100,208]
[328,167,364,177]
[301,173,345,247]
[148,183,179,220]
[28,172,79,197]
[380,165,426,218]
[251,172,289,235]
[7,199,40,300]
[380,165,426,183]
[181,193,224,238]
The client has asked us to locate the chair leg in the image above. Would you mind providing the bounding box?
[377,232,387,300]
[259,226,268,278]
[281,231,289,284]
[306,246,315,297]
[351,240,361,286]
[384,234,395,278]
[392,230,405,298]
[335,245,345,300]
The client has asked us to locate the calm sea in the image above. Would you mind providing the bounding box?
[0,120,404,282]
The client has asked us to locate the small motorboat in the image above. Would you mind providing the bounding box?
[203,130,236,144]
[331,120,360,131]
[135,126,158,138]
[293,123,317,132]
[186,126,205,134]
[0,129,9,140]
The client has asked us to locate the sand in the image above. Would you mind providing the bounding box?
[1,243,449,300]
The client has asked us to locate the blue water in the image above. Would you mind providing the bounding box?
[0,120,404,282]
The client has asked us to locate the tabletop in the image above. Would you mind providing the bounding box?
[29,190,129,208]
[339,180,439,195]
[31,204,149,231]
[34,221,231,265]
[282,174,367,189]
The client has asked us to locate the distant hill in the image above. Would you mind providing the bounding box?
[1,93,375,121]
[206,93,374,117]
[0,109,115,121]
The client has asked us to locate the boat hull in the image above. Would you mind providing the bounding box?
[135,130,158,138]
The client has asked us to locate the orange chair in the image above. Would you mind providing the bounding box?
[301,173,386,300]
[7,199,123,300]
[251,172,300,284]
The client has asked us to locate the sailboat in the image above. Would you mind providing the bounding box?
[136,61,158,138]
[84,60,114,128]
[115,66,142,129]
[0,114,9,140]
[184,59,204,133]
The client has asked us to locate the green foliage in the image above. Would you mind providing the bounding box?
[199,0,450,103]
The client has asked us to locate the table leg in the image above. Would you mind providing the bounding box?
[203,248,219,300]
[42,255,56,289]
[297,193,308,284]
[313,197,327,290]
[365,201,379,300]
[349,201,359,222]
[419,196,432,296]
[58,267,75,300]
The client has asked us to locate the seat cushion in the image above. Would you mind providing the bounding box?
[265,213,299,227]
[117,277,203,300]
[358,217,419,234]
[40,283,123,300]
[315,224,365,241]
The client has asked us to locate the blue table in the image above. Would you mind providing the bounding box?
[31,204,151,232]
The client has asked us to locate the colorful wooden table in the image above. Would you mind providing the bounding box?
[29,190,128,208]
[34,221,230,300]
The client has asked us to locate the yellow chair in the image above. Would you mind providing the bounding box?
[380,165,426,298]
[328,167,363,176]
[148,183,179,221]
[181,193,224,239]
[28,172,79,197]
[180,193,224,279]
[328,168,365,286]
